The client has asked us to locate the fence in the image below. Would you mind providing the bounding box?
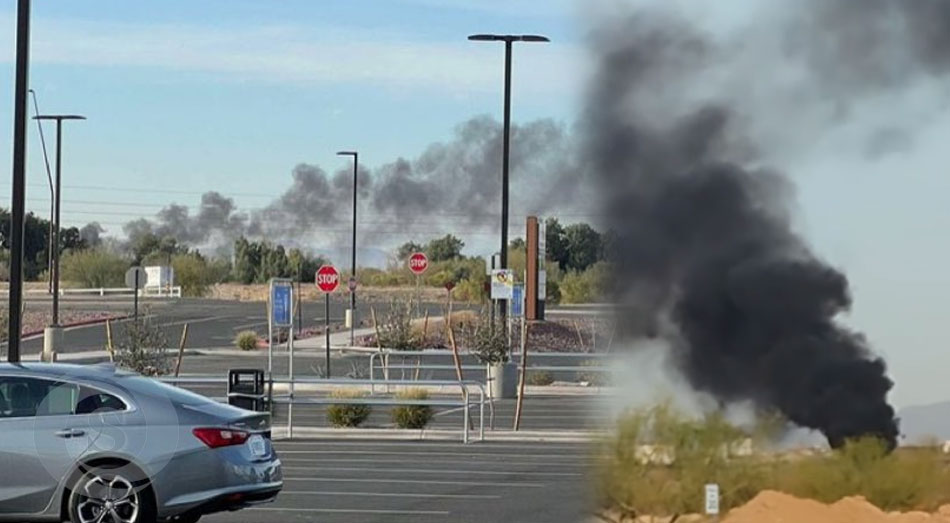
[368,349,613,382]
[158,374,487,443]
[25,286,182,298]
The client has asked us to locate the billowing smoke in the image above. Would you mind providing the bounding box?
[124,116,583,250]
[79,222,104,247]
[589,0,950,448]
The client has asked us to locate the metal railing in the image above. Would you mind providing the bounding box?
[25,286,182,298]
[368,349,613,382]
[158,375,487,444]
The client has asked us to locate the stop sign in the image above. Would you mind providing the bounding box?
[408,252,429,274]
[315,265,340,293]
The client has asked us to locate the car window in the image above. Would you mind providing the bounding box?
[0,376,79,418]
[120,376,215,406]
[0,377,127,418]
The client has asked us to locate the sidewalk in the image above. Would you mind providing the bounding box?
[294,326,377,350]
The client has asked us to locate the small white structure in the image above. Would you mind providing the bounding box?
[144,266,175,296]
[942,440,950,454]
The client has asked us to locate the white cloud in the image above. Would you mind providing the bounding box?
[0,12,584,98]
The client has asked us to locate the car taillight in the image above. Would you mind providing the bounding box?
[192,428,250,448]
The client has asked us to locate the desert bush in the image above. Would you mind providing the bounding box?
[597,403,950,519]
[391,388,433,429]
[559,262,611,304]
[578,359,611,386]
[452,276,487,303]
[527,370,555,386]
[114,317,170,376]
[463,310,510,364]
[60,248,127,288]
[377,301,422,351]
[234,330,259,351]
[326,390,372,427]
[171,253,213,297]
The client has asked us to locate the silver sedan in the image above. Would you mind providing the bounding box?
[0,363,282,523]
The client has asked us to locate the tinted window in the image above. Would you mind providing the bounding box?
[0,377,78,418]
[0,377,127,418]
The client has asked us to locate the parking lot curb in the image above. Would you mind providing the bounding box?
[271,426,603,443]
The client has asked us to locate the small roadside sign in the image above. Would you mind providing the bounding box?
[705,484,720,515]
[125,267,148,290]
[408,252,429,275]
[270,279,293,327]
[491,269,514,300]
[511,284,524,317]
[445,281,456,292]
[316,265,341,293]
[348,277,358,292]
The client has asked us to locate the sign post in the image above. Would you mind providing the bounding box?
[268,278,294,436]
[125,267,148,322]
[316,265,341,377]
[705,483,720,522]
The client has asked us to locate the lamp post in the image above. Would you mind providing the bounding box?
[8,0,31,363]
[28,89,55,294]
[337,150,358,346]
[34,114,85,361]
[467,33,549,321]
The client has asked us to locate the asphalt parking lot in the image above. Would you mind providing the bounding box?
[203,439,594,523]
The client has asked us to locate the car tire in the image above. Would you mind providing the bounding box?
[67,462,157,523]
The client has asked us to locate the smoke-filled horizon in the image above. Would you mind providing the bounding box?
[119,115,592,255]
[592,0,950,448]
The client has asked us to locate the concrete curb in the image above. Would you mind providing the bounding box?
[270,426,603,443]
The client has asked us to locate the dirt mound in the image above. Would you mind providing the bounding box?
[724,491,950,523]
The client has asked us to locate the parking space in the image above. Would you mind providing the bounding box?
[203,439,594,523]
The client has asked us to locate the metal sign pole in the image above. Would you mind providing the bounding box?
[133,270,140,322]
[325,293,331,378]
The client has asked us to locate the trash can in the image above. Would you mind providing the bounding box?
[228,369,266,411]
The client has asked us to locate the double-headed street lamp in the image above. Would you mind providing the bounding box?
[33,115,85,344]
[337,150,358,346]
[467,33,549,320]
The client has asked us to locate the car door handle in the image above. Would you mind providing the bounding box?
[54,429,85,438]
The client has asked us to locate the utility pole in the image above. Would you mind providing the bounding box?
[337,150,358,346]
[8,0,32,363]
[467,33,549,321]
[28,90,54,294]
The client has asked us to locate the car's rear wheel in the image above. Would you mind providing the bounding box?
[68,463,157,523]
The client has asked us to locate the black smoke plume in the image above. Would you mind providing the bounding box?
[586,0,950,448]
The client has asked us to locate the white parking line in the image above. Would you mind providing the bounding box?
[275,441,590,450]
[279,458,586,468]
[282,466,582,477]
[250,507,450,516]
[283,477,545,488]
[278,450,587,460]
[280,490,500,499]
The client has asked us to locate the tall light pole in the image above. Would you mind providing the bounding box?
[468,33,549,321]
[34,115,85,359]
[337,150,358,346]
[28,90,55,294]
[8,0,31,363]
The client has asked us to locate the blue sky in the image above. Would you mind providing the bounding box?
[3,0,950,409]
[0,0,582,234]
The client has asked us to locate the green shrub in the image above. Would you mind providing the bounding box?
[527,370,555,386]
[326,390,372,427]
[559,262,611,304]
[452,276,486,303]
[391,388,433,429]
[464,310,510,364]
[172,253,213,297]
[234,330,259,351]
[60,249,127,288]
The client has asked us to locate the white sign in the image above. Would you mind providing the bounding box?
[538,220,547,262]
[705,484,720,515]
[538,270,547,301]
[491,269,514,300]
[145,265,174,289]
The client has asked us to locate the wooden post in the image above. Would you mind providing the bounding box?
[105,320,114,362]
[174,323,189,377]
[371,306,382,349]
[514,317,529,430]
[447,324,473,430]
[422,309,429,345]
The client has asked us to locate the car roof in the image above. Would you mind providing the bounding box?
[0,362,134,380]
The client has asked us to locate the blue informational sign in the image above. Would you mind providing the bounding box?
[511,284,524,318]
[271,281,293,327]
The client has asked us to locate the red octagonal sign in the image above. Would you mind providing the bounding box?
[408,252,429,275]
[316,265,340,293]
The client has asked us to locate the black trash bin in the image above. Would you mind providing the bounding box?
[228,369,266,411]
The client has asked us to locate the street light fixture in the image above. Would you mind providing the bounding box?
[467,33,549,320]
[33,115,85,341]
[337,150,358,346]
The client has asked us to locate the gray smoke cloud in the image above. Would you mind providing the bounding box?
[590,0,950,447]
[125,116,584,250]
[79,222,104,247]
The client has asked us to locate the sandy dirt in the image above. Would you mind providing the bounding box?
[723,491,950,523]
